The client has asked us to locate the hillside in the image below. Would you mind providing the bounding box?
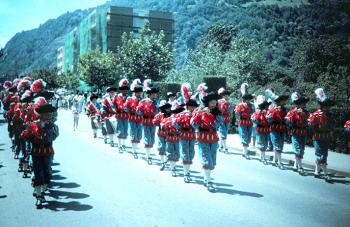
[0,0,349,76]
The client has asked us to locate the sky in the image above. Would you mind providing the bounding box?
[0,0,107,47]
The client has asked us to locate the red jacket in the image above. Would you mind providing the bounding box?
[308,109,331,140]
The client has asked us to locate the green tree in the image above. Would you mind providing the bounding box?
[77,47,120,90]
[31,68,60,89]
[118,20,174,82]
[57,70,80,90]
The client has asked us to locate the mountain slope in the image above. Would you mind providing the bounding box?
[0,0,349,76]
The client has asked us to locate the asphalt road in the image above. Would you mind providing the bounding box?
[1,110,350,227]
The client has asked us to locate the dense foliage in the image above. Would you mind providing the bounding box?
[77,48,120,90]
[31,68,60,89]
[118,21,174,82]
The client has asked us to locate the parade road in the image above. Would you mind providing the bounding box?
[1,110,350,227]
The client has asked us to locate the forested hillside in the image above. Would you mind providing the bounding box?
[1,0,349,85]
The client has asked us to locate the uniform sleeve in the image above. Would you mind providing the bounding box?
[136,101,144,115]
[190,112,201,130]
[215,114,224,129]
[285,110,293,127]
[124,98,131,113]
[43,124,59,144]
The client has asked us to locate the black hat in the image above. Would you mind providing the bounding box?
[159,100,172,112]
[146,87,159,94]
[8,86,17,93]
[106,87,117,92]
[90,94,99,101]
[132,87,143,93]
[167,92,176,99]
[21,93,33,103]
[293,97,309,105]
[274,95,289,103]
[33,91,55,100]
[203,92,221,107]
[36,103,57,114]
[319,99,335,107]
[242,94,255,100]
[258,100,270,109]
[186,99,199,107]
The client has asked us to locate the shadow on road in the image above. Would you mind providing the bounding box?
[216,187,264,197]
[51,162,61,166]
[45,201,93,212]
[51,174,67,181]
[51,182,81,189]
[0,195,7,199]
[48,190,90,200]
[42,162,93,212]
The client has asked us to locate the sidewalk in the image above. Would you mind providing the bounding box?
[227,134,350,177]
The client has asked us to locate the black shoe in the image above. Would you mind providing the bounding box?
[160,163,166,171]
[133,153,138,159]
[118,146,123,153]
[324,175,331,182]
[171,169,176,177]
[314,173,321,178]
[207,182,216,192]
[298,168,305,175]
[18,167,23,172]
[279,164,285,170]
[122,145,126,151]
[184,175,191,183]
[23,172,27,178]
[147,158,152,165]
[35,197,43,208]
[93,134,97,138]
[104,138,108,144]
[224,149,229,154]
[110,141,114,147]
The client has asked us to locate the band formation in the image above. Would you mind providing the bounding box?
[1,77,350,208]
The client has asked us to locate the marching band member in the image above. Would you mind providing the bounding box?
[124,79,144,159]
[191,92,223,192]
[285,92,309,174]
[162,101,184,177]
[86,94,101,138]
[174,89,199,182]
[266,89,289,169]
[136,79,159,164]
[308,88,334,180]
[153,100,171,171]
[101,87,117,147]
[113,79,130,153]
[26,102,59,208]
[235,83,254,159]
[217,87,233,154]
[251,95,270,164]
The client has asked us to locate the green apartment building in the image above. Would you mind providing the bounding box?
[59,6,174,73]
